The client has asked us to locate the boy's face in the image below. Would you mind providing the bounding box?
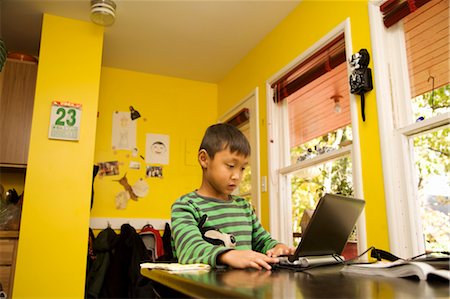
[199,148,249,200]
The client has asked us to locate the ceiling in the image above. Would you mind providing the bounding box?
[1,0,301,83]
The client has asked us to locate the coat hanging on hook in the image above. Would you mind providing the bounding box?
[349,49,373,121]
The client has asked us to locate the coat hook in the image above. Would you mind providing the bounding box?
[428,75,435,107]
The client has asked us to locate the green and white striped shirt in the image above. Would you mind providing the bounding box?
[171,191,279,267]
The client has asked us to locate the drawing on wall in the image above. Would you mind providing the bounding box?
[112,111,136,150]
[146,133,169,165]
[146,166,163,178]
[98,161,119,176]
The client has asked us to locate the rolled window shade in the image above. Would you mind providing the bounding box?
[380,0,431,28]
[226,108,249,128]
[272,33,346,103]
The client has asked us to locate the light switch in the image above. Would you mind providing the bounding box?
[261,176,267,192]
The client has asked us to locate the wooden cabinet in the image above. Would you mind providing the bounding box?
[0,58,38,166]
[0,231,19,297]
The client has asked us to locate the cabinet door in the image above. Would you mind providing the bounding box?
[0,236,18,297]
[0,60,37,165]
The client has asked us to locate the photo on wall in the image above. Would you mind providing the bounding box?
[146,166,163,178]
[98,161,119,176]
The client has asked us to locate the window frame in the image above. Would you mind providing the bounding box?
[368,1,450,257]
[266,19,367,251]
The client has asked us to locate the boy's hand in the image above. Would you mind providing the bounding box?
[266,243,296,257]
[218,250,279,270]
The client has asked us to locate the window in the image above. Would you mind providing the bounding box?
[267,22,365,255]
[369,0,449,256]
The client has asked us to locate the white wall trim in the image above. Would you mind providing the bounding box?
[266,84,281,240]
[90,217,170,230]
[397,112,450,137]
[343,17,367,256]
[369,1,411,256]
[219,88,261,218]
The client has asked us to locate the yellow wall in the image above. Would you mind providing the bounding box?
[13,14,104,298]
[90,67,218,221]
[217,0,389,250]
[11,3,391,297]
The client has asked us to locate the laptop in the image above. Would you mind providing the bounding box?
[279,193,365,267]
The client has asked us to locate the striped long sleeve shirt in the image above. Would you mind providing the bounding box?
[171,191,279,267]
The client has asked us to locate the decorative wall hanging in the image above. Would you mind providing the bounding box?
[115,173,138,201]
[114,174,149,209]
[129,106,141,120]
[349,49,373,122]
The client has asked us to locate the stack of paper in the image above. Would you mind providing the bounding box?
[140,262,211,273]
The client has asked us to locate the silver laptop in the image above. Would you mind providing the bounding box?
[280,193,365,266]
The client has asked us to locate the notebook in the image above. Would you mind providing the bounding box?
[279,193,365,267]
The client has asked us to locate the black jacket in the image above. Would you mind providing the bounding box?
[100,223,155,298]
[86,227,118,298]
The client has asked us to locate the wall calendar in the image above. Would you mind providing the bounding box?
[48,101,82,141]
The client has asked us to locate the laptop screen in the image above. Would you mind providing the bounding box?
[289,193,365,262]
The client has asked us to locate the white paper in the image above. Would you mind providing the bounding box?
[140,262,210,273]
[112,112,136,150]
[146,134,169,165]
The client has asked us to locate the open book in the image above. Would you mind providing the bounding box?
[341,260,450,281]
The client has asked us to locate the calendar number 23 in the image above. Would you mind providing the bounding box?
[55,107,77,126]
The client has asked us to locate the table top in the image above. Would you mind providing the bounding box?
[141,264,450,299]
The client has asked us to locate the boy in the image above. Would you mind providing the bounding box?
[171,123,294,270]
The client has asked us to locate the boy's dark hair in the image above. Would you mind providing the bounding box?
[199,123,250,158]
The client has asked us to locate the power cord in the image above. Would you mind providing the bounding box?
[272,247,449,272]
[348,247,449,264]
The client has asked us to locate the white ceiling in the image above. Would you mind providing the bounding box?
[1,0,301,82]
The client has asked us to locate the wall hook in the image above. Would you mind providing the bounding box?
[428,75,435,107]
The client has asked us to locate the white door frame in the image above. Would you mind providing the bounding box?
[219,88,261,218]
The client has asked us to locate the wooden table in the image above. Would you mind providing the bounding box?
[141,264,450,299]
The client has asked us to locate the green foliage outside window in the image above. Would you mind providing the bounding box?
[290,126,354,244]
[411,84,449,252]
